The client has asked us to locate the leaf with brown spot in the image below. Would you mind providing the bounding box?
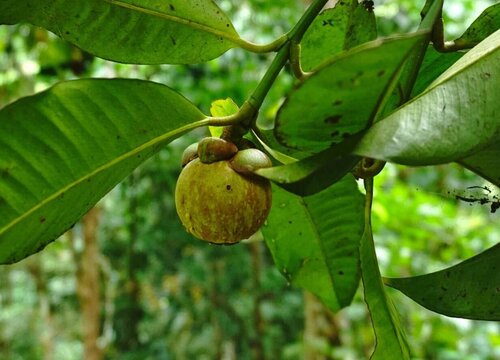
[276,32,427,152]
[0,79,206,264]
[301,0,377,71]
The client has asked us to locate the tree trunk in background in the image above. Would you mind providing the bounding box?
[113,174,143,352]
[304,292,341,360]
[250,241,265,360]
[77,207,103,360]
[27,258,55,360]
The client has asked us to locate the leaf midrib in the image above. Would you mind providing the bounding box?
[300,197,341,308]
[361,225,408,359]
[104,0,243,46]
[0,118,209,236]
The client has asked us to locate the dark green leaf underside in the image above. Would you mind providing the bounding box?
[256,134,362,196]
[0,0,239,64]
[385,243,500,320]
[276,32,427,152]
[0,79,205,264]
[263,177,364,312]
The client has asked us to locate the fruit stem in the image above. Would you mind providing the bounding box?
[247,42,291,110]
[352,158,386,179]
[248,0,328,109]
[397,0,443,101]
[220,124,247,144]
[207,0,328,139]
[287,0,328,43]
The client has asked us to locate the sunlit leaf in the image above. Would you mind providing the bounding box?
[262,177,364,312]
[0,0,240,64]
[300,0,377,71]
[209,98,239,118]
[355,30,500,165]
[275,32,427,153]
[384,243,500,320]
[209,98,239,137]
[0,79,206,264]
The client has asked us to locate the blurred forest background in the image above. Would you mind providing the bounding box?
[0,0,498,359]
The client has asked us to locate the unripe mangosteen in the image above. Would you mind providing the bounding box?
[175,139,272,244]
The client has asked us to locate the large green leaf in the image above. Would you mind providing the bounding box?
[262,177,365,312]
[300,0,377,71]
[0,0,240,64]
[361,180,410,359]
[384,243,500,321]
[459,143,500,188]
[454,3,500,48]
[355,29,500,165]
[0,79,206,264]
[275,32,427,153]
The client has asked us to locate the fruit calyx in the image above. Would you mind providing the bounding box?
[185,136,273,176]
[197,137,238,164]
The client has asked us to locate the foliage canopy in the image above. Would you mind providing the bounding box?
[0,0,499,358]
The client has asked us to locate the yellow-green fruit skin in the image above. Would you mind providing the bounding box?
[175,158,272,244]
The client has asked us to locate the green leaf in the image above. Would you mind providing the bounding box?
[411,46,463,97]
[0,79,206,264]
[361,180,410,359]
[256,135,361,196]
[384,243,500,321]
[459,143,500,189]
[454,3,500,48]
[275,32,427,153]
[355,29,500,165]
[209,98,239,118]
[0,0,240,64]
[209,98,239,137]
[300,0,377,71]
[262,177,365,312]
